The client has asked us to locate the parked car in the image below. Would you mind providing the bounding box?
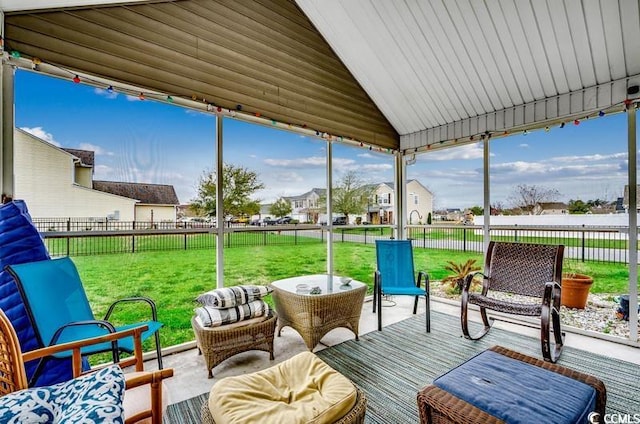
[277,216,292,224]
[263,218,278,225]
[332,216,348,225]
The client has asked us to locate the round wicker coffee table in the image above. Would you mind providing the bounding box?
[271,275,367,350]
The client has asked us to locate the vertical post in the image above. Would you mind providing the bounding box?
[326,141,334,286]
[216,115,224,288]
[483,136,490,257]
[1,52,15,199]
[627,105,638,342]
[395,152,406,240]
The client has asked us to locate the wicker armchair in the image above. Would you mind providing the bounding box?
[461,241,565,362]
[0,308,173,424]
[191,311,277,378]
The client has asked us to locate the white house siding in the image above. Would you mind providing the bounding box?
[75,167,93,188]
[14,130,137,219]
[135,204,176,222]
[406,180,433,224]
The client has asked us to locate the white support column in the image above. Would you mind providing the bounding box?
[326,141,334,284]
[1,22,16,200]
[483,138,490,254]
[395,152,405,240]
[215,114,224,288]
[627,107,638,342]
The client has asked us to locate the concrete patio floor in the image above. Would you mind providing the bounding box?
[154,296,640,406]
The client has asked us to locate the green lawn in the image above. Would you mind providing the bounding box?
[73,244,635,348]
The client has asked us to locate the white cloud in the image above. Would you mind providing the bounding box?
[20,127,60,147]
[357,153,375,158]
[519,144,529,148]
[78,143,114,156]
[361,163,393,171]
[418,143,485,161]
[126,94,142,102]
[549,152,627,163]
[264,156,355,169]
[93,87,118,99]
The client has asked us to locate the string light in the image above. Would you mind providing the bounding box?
[191,94,197,101]
[544,126,550,132]
[560,122,565,128]
[72,75,81,84]
[271,120,276,125]
[107,85,114,93]
[523,130,528,136]
[10,50,21,58]
[138,92,145,100]
[574,119,580,125]
[166,95,173,103]
[598,110,605,117]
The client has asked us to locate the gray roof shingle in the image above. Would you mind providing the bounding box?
[93,181,179,205]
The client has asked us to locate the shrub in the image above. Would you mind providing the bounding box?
[441,259,481,294]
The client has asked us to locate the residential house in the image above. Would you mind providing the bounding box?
[533,202,568,215]
[623,185,640,212]
[367,180,433,225]
[14,128,178,222]
[282,188,325,223]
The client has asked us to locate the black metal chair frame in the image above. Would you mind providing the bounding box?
[461,241,565,362]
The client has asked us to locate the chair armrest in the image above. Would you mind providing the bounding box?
[124,368,174,424]
[417,271,430,293]
[462,272,485,292]
[543,281,562,305]
[48,319,117,346]
[105,297,158,321]
[23,325,148,377]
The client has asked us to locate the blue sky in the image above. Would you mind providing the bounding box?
[16,69,631,209]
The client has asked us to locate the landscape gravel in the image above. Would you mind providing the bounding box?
[430,283,638,340]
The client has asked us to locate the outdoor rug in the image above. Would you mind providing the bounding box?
[164,310,640,423]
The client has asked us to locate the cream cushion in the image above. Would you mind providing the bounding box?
[208,351,357,424]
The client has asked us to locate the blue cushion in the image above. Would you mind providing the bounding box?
[0,365,125,423]
[434,350,596,424]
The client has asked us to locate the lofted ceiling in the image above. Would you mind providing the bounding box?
[297,0,640,151]
[1,0,398,149]
[2,1,640,153]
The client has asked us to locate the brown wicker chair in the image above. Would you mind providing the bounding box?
[461,241,565,362]
[201,386,367,424]
[191,310,277,378]
[0,308,173,424]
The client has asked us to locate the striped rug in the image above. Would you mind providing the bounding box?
[164,311,639,423]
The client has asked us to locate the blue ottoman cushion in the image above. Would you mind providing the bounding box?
[433,350,596,424]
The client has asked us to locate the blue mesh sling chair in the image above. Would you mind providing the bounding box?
[5,256,163,385]
[373,239,430,332]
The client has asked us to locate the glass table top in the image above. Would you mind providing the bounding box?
[271,274,366,296]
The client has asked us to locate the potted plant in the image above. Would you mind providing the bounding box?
[441,259,481,295]
[561,260,593,309]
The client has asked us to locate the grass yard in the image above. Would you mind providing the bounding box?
[73,244,636,349]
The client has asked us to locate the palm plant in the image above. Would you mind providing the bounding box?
[441,259,481,294]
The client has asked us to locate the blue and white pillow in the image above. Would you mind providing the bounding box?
[196,285,272,308]
[195,299,270,327]
[0,364,125,423]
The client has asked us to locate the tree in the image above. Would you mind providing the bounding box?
[426,212,432,225]
[191,163,265,219]
[507,184,561,215]
[332,171,375,222]
[270,198,292,218]
[469,206,483,216]
[568,199,590,214]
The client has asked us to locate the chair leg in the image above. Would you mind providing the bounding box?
[377,289,382,331]
[542,306,565,363]
[154,331,163,370]
[461,301,493,340]
[412,295,419,314]
[372,279,377,313]
[425,294,430,333]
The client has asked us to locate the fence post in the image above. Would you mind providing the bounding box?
[132,235,135,253]
[581,225,586,262]
[67,218,71,232]
[66,236,70,257]
[514,224,518,242]
[341,229,345,242]
[423,227,426,248]
[295,229,298,245]
[364,227,368,245]
[184,233,187,250]
[463,227,467,252]
[263,231,267,246]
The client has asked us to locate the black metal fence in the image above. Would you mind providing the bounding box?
[40,223,633,263]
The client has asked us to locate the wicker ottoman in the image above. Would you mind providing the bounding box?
[417,346,607,424]
[191,311,277,378]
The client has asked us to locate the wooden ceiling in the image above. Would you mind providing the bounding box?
[3,0,399,149]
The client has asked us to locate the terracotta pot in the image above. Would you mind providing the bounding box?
[561,273,593,309]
